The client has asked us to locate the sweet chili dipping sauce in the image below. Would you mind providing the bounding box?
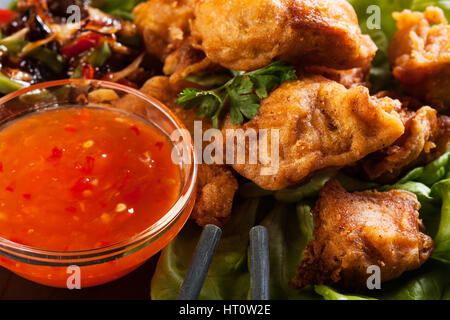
[0,106,181,251]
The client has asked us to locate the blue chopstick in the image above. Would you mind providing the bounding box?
[177,224,222,300]
[249,225,270,300]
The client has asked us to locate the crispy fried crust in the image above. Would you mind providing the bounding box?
[224,75,405,190]
[304,65,369,89]
[132,0,214,81]
[291,180,434,290]
[133,0,194,60]
[361,106,450,182]
[191,0,377,71]
[140,76,238,227]
[192,164,239,226]
[390,7,450,111]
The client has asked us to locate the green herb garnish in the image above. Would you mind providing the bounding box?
[176,61,297,128]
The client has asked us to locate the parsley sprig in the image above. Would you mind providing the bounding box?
[176,61,297,128]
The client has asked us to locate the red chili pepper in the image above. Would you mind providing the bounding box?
[71,177,93,193]
[155,141,164,150]
[75,156,95,174]
[61,32,101,58]
[118,170,131,191]
[46,147,64,162]
[5,185,14,192]
[124,187,141,203]
[0,162,3,172]
[81,62,94,79]
[98,241,112,247]
[129,125,140,135]
[0,9,16,26]
[65,206,77,213]
[9,238,25,245]
[82,156,95,174]
[22,194,31,200]
[64,126,77,133]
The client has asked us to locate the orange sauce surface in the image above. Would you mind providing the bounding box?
[0,106,181,251]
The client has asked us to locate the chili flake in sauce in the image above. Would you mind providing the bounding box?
[0,107,181,251]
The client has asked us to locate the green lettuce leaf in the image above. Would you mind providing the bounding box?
[259,202,319,299]
[430,179,450,263]
[378,151,450,237]
[274,170,338,203]
[315,285,375,300]
[375,261,450,300]
[314,261,450,300]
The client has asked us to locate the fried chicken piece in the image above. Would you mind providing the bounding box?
[133,0,194,61]
[390,7,450,111]
[304,65,369,88]
[193,164,238,226]
[140,76,238,227]
[162,38,217,82]
[361,106,450,182]
[133,0,217,82]
[291,180,434,290]
[223,75,405,190]
[191,0,377,71]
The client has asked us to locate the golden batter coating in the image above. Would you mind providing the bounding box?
[192,164,239,226]
[191,0,377,71]
[361,106,450,182]
[304,65,369,88]
[224,75,405,190]
[140,76,238,227]
[291,180,433,290]
[390,7,450,111]
[133,0,194,61]
[133,0,216,82]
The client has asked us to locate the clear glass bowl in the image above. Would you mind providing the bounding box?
[0,79,197,288]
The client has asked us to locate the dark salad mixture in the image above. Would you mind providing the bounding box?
[0,0,159,94]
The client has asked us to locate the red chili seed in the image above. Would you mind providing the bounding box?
[65,206,77,213]
[130,125,140,135]
[9,238,25,245]
[118,170,131,191]
[64,126,77,132]
[155,141,163,150]
[71,177,93,193]
[124,187,141,203]
[46,147,64,162]
[5,181,16,192]
[81,62,94,79]
[0,162,3,172]
[82,156,95,174]
[99,241,111,247]
[22,194,31,200]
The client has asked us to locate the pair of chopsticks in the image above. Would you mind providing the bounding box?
[177,224,270,300]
